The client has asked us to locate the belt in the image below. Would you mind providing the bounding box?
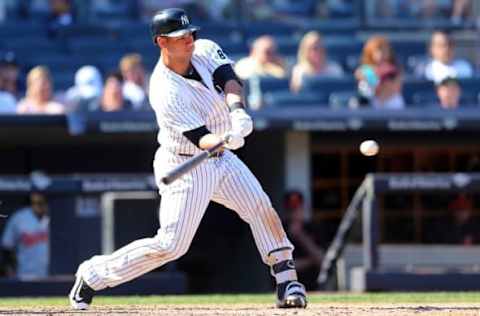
[178,151,223,158]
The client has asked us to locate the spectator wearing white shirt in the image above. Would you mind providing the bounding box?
[17,66,65,115]
[418,31,473,83]
[119,53,148,110]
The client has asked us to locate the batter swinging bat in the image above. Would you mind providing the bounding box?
[161,139,227,185]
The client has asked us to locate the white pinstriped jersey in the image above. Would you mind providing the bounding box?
[77,38,296,294]
[149,39,233,155]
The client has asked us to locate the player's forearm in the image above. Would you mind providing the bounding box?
[199,133,223,150]
[224,79,245,110]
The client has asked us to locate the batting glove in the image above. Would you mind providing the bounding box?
[230,108,253,137]
[223,131,245,150]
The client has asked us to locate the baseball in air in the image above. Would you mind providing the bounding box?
[359,140,379,156]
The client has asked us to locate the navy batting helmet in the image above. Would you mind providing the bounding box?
[150,8,200,44]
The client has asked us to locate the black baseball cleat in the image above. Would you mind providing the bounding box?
[69,274,95,310]
[276,280,308,308]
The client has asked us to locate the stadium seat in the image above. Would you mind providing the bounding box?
[391,40,427,63]
[240,21,301,41]
[458,77,480,96]
[263,90,326,107]
[5,37,67,57]
[402,79,435,104]
[329,90,359,109]
[299,77,357,99]
[411,91,477,107]
[52,71,74,91]
[55,24,112,40]
[254,77,290,93]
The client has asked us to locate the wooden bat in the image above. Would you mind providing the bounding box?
[160,139,227,185]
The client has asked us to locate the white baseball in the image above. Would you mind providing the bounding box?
[359,140,379,156]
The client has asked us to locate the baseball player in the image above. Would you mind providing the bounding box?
[70,8,307,310]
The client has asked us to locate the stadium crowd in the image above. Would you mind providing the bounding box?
[0,0,478,115]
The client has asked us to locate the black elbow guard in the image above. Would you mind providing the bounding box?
[213,64,243,92]
[183,125,211,148]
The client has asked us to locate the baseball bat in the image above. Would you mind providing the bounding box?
[161,139,226,185]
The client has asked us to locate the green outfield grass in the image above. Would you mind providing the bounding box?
[1,292,480,307]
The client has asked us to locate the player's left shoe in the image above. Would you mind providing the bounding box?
[69,270,95,310]
[276,280,307,308]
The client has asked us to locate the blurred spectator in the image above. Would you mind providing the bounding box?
[371,0,471,21]
[0,53,17,113]
[446,194,477,245]
[47,0,75,37]
[83,72,133,112]
[202,0,235,21]
[371,63,405,110]
[242,0,277,21]
[235,35,287,80]
[435,76,461,109]
[290,31,344,93]
[0,78,16,113]
[355,35,398,105]
[65,65,103,109]
[119,53,148,110]
[416,31,473,83]
[283,190,323,290]
[0,192,49,279]
[90,0,138,20]
[451,0,472,24]
[17,66,65,114]
[0,51,20,100]
[316,0,355,18]
[139,0,211,21]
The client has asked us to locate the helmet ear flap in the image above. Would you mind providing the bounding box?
[192,31,197,40]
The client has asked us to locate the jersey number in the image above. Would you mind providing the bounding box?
[217,49,226,60]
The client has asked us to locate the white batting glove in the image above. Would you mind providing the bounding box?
[230,109,253,137]
[223,131,245,150]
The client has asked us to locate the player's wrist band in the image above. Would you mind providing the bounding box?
[228,102,245,111]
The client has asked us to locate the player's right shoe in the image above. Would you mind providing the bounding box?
[276,280,307,308]
[69,272,95,310]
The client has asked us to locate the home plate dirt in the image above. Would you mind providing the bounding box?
[2,303,480,316]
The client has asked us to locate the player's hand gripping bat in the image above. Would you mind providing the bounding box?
[160,137,228,185]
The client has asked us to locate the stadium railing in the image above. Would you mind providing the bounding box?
[318,173,480,292]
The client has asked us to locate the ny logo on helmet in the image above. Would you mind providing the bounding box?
[181,15,189,26]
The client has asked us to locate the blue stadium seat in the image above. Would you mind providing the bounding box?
[0,21,48,40]
[391,40,427,63]
[323,38,363,70]
[411,91,477,107]
[402,79,435,104]
[255,77,290,93]
[329,90,358,109]
[240,21,300,41]
[458,77,480,95]
[24,54,77,71]
[5,38,67,57]
[299,77,357,99]
[263,90,326,107]
[55,24,112,39]
[303,19,360,35]
[52,71,74,91]
[195,21,242,40]
[68,38,130,60]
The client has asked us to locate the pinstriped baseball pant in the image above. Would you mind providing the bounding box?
[80,150,293,291]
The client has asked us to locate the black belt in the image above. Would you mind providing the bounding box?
[178,151,223,158]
